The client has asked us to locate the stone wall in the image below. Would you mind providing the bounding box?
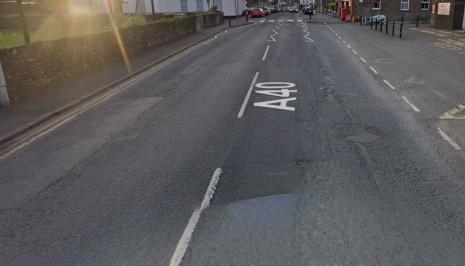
[0,13,222,103]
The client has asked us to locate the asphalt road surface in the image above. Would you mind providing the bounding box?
[1,13,465,265]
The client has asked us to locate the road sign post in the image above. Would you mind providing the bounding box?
[0,61,10,107]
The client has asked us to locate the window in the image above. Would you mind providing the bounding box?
[420,0,430,10]
[372,0,381,9]
[401,0,409,10]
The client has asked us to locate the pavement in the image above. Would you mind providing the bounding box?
[1,12,465,265]
[0,16,248,143]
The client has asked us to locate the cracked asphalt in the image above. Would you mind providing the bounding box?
[1,13,465,265]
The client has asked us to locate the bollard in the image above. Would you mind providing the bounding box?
[416,16,419,27]
[392,21,395,36]
[228,17,231,27]
[0,61,10,107]
[360,16,362,25]
[400,17,404,39]
[380,21,383,32]
[385,20,388,34]
[370,18,373,29]
[375,18,378,30]
[246,13,248,23]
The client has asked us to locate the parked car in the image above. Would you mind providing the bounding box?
[370,15,386,22]
[263,7,271,15]
[251,8,266,18]
[289,7,298,13]
[303,6,313,15]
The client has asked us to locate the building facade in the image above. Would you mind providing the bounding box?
[430,0,465,29]
[336,0,432,21]
[216,0,247,16]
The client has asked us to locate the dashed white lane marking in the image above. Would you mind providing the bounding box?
[383,79,396,90]
[169,168,222,266]
[352,49,359,55]
[262,45,270,61]
[346,44,352,48]
[401,96,420,112]
[369,66,378,74]
[360,57,367,63]
[278,19,284,22]
[297,19,302,22]
[342,40,346,44]
[259,20,265,23]
[287,19,294,22]
[269,20,275,22]
[437,127,462,150]
[338,36,342,40]
[238,72,260,118]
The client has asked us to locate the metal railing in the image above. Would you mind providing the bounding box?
[361,16,405,39]
[360,15,430,39]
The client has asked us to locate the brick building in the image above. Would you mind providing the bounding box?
[430,0,465,29]
[336,0,432,21]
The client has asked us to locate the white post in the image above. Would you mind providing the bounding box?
[0,61,10,107]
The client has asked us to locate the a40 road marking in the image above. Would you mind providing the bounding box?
[253,82,297,111]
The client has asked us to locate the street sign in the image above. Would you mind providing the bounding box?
[437,3,450,15]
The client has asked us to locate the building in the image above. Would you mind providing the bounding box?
[430,0,465,29]
[215,0,247,16]
[300,0,314,5]
[67,0,209,14]
[336,0,432,21]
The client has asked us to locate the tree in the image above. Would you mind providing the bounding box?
[16,0,30,44]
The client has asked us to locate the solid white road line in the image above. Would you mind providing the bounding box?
[202,35,218,44]
[383,79,396,90]
[238,72,260,118]
[437,127,462,150]
[401,96,420,112]
[169,168,222,266]
[359,57,367,63]
[352,49,358,55]
[433,89,447,100]
[369,66,378,74]
[262,45,270,61]
[1,41,206,158]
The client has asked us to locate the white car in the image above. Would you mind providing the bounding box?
[289,7,298,13]
[370,15,386,22]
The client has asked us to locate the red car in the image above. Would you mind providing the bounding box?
[251,8,266,18]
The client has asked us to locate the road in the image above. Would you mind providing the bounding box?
[1,12,465,265]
